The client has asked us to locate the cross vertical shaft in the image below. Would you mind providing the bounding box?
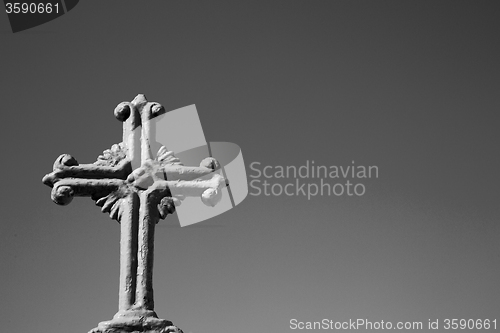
[117,193,139,312]
[135,95,161,311]
[116,98,141,313]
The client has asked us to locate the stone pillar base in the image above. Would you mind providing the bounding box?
[89,311,183,333]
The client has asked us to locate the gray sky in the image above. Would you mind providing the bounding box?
[1,1,499,333]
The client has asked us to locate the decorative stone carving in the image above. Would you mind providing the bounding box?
[42,94,227,333]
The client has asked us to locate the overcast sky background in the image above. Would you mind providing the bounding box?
[1,1,499,333]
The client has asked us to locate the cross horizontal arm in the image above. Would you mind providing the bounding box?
[128,163,220,185]
[144,173,227,208]
[50,178,127,206]
[162,165,220,181]
[42,154,132,188]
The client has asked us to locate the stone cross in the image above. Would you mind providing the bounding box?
[42,94,227,333]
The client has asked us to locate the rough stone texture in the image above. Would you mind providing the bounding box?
[89,313,183,333]
[42,94,226,333]
[90,324,184,333]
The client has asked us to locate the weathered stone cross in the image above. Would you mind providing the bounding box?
[42,94,227,333]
